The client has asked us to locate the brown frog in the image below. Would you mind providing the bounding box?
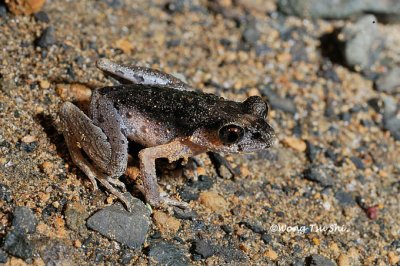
[60,59,275,210]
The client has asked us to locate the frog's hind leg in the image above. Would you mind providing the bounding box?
[96,58,193,91]
[60,102,132,210]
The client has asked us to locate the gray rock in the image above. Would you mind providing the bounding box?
[278,0,400,21]
[35,26,56,48]
[86,194,150,249]
[191,239,214,259]
[3,230,35,260]
[0,183,12,203]
[334,190,356,206]
[242,21,260,46]
[148,241,189,266]
[12,206,37,234]
[384,116,400,141]
[261,86,297,114]
[303,164,336,186]
[341,15,382,71]
[375,67,400,94]
[306,254,336,266]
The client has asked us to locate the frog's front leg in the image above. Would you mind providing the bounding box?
[138,140,205,207]
[96,58,193,91]
[60,101,131,210]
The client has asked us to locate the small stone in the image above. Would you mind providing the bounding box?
[148,241,189,266]
[191,239,214,259]
[34,11,50,22]
[21,135,36,143]
[365,205,379,219]
[334,190,356,206]
[35,26,56,48]
[56,83,92,103]
[388,251,400,265]
[198,191,229,213]
[375,67,400,94]
[12,206,37,234]
[260,86,297,114]
[306,254,335,266]
[242,21,259,46]
[341,15,381,71]
[5,0,46,15]
[349,156,365,170]
[338,254,350,266]
[64,201,89,236]
[115,38,134,54]
[3,230,35,260]
[282,137,307,152]
[261,233,272,244]
[153,211,181,238]
[39,80,50,89]
[0,249,8,263]
[303,164,336,186]
[86,194,151,249]
[40,161,53,175]
[0,184,12,203]
[173,207,196,220]
[264,249,278,261]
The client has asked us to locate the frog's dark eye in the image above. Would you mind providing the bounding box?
[218,124,244,145]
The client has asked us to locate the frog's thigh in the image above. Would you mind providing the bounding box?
[138,140,196,205]
[90,95,128,177]
[60,102,112,174]
[96,58,192,91]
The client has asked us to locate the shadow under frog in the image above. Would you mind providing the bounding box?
[59,59,275,210]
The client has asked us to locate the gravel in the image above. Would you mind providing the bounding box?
[86,194,151,249]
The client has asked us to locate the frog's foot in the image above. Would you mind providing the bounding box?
[159,192,189,209]
[207,152,238,179]
[106,177,126,191]
[97,177,132,212]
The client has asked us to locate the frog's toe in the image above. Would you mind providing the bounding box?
[106,177,126,191]
[159,192,189,209]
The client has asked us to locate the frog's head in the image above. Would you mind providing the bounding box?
[191,96,276,153]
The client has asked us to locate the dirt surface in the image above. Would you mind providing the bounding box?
[0,0,399,265]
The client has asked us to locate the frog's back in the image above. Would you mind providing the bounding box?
[98,84,243,135]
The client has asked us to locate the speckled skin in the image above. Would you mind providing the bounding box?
[60,59,275,210]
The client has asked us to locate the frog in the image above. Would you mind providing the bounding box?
[59,59,275,211]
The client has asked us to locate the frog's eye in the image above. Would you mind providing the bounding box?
[219,124,245,145]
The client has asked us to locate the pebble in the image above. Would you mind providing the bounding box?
[21,135,36,143]
[198,191,229,213]
[153,211,181,238]
[282,137,307,152]
[264,249,278,261]
[303,164,335,186]
[173,207,197,220]
[191,239,214,259]
[3,230,35,260]
[341,15,381,71]
[86,194,151,249]
[0,183,12,203]
[39,80,50,89]
[34,11,50,23]
[375,67,400,94]
[35,26,56,48]
[242,20,260,46]
[115,38,134,54]
[56,83,92,103]
[64,201,89,236]
[365,205,379,220]
[388,251,400,265]
[260,86,297,114]
[337,254,350,266]
[12,206,38,234]
[5,0,46,15]
[278,0,400,21]
[306,254,335,266]
[148,241,189,266]
[334,190,356,206]
[349,156,365,170]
